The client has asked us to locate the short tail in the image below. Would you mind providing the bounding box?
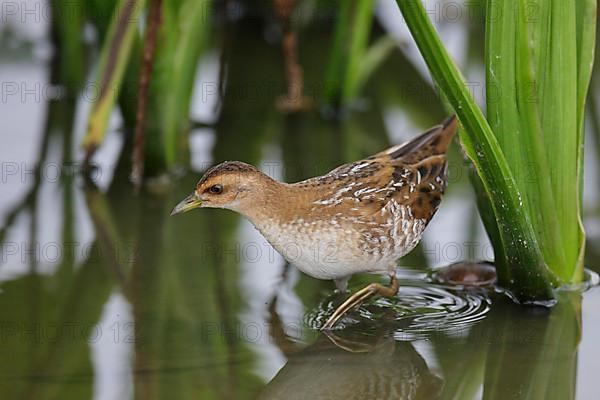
[386,115,458,164]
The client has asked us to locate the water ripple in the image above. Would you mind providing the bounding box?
[305,279,491,340]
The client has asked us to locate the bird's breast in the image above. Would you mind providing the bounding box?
[252,217,362,279]
[250,201,427,280]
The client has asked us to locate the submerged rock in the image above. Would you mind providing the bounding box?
[432,262,497,287]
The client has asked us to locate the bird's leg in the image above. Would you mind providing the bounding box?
[321,273,399,330]
[334,276,349,293]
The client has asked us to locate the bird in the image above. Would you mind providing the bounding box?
[171,115,458,329]
[258,333,442,399]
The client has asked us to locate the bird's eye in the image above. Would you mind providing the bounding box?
[208,184,223,194]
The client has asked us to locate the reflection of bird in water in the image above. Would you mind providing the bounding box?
[172,117,458,328]
[257,330,443,400]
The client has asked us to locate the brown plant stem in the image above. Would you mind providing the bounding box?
[131,0,162,189]
[274,0,308,111]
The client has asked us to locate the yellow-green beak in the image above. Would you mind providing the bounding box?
[170,193,202,216]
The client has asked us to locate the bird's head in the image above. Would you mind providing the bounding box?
[170,161,271,216]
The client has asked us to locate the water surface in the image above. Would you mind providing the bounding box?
[2,7,600,400]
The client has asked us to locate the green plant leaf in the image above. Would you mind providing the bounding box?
[491,0,593,283]
[83,0,147,154]
[486,0,565,280]
[574,0,597,277]
[324,0,352,104]
[396,0,555,302]
[533,1,581,282]
[162,0,212,168]
[144,0,212,175]
[325,0,393,108]
[50,0,86,85]
[353,36,396,99]
[342,0,375,101]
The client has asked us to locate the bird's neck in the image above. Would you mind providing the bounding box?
[234,179,308,229]
[232,174,293,222]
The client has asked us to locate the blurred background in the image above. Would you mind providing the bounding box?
[1,0,600,399]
